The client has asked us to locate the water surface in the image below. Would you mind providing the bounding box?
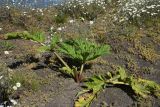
[0,0,63,8]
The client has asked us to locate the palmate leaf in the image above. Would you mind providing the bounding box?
[75,92,95,107]
[75,75,106,107]
[130,78,150,98]
[75,67,160,107]
[58,42,80,60]
[85,75,106,91]
[134,78,160,98]
[114,67,160,98]
[59,38,110,63]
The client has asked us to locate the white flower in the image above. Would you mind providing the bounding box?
[68,19,74,23]
[0,76,3,79]
[16,82,21,88]
[60,38,63,42]
[10,99,17,105]
[80,17,85,21]
[57,27,62,31]
[6,6,10,9]
[87,3,90,5]
[13,86,17,90]
[89,21,94,25]
[4,51,9,55]
[0,28,2,31]
[39,9,43,12]
[50,26,54,31]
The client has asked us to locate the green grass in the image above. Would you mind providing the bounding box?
[0,41,15,51]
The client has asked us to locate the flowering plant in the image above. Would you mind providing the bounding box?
[58,0,107,20]
[115,0,160,23]
[0,71,21,106]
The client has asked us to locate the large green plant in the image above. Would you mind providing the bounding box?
[58,38,110,82]
[4,31,110,83]
[75,67,160,107]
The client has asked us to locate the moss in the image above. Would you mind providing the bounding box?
[127,47,135,54]
[0,41,15,51]
[125,56,139,72]
[135,42,160,63]
[141,67,154,74]
[153,35,160,45]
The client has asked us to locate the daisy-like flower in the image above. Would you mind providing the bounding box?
[13,86,17,90]
[6,6,10,9]
[0,76,3,79]
[89,21,94,25]
[60,38,63,42]
[68,19,75,23]
[50,26,54,31]
[16,82,21,88]
[57,27,62,31]
[4,51,9,55]
[10,99,17,105]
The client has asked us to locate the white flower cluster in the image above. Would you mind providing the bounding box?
[116,0,160,22]
[0,78,21,106]
[63,0,106,9]
[0,76,3,80]
[61,0,107,19]
[13,82,21,90]
[0,27,2,31]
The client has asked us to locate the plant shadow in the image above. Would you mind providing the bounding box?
[115,84,138,101]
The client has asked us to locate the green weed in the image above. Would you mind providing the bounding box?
[30,31,45,43]
[10,70,42,91]
[0,41,15,51]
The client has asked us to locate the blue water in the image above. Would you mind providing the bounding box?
[0,0,63,8]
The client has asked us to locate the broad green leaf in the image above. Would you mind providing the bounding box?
[75,93,94,107]
[75,75,106,107]
[59,38,110,64]
[131,79,150,98]
[75,67,160,106]
[137,78,160,97]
